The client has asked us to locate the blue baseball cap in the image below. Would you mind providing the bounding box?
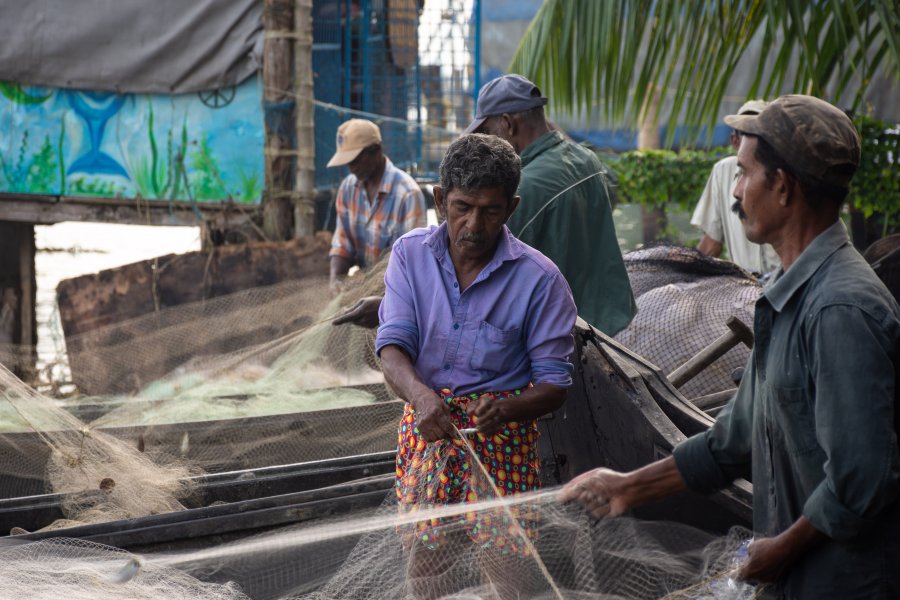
[463,74,548,134]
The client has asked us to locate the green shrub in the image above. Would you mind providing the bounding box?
[606,147,732,213]
[851,116,899,237]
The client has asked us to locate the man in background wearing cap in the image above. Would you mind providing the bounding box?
[562,95,900,599]
[692,100,780,275]
[467,74,636,336]
[327,119,426,291]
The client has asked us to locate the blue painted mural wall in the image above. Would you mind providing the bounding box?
[0,77,264,203]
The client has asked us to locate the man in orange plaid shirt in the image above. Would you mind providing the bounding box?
[328,119,426,291]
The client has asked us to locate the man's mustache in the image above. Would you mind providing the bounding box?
[458,232,485,244]
[731,200,746,220]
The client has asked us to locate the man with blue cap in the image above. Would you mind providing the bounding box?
[465,74,635,336]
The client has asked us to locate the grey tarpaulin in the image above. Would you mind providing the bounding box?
[0,0,263,94]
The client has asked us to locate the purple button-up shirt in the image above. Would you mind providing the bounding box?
[375,223,577,396]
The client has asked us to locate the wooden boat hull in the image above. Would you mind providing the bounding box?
[1,322,752,598]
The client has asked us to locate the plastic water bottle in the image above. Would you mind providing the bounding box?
[706,538,755,599]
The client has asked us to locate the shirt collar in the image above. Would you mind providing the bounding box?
[424,222,526,274]
[520,130,565,167]
[764,220,850,312]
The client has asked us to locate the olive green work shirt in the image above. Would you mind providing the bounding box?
[508,131,636,336]
[674,221,900,599]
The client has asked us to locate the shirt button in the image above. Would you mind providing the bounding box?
[453,282,458,288]
[442,363,450,370]
[453,323,459,330]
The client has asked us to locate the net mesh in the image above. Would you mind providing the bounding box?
[0,246,772,598]
[615,246,761,399]
[99,434,760,600]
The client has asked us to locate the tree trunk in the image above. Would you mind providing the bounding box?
[637,87,666,244]
[262,0,296,241]
[294,0,316,239]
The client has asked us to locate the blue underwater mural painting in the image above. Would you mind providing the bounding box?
[0,77,264,203]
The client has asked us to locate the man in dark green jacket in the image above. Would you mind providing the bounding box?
[332,75,636,335]
[463,74,636,336]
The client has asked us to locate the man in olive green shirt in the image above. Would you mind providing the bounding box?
[562,96,900,599]
[464,74,636,336]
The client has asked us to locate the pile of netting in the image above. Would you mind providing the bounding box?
[0,261,399,530]
[615,245,762,400]
[0,428,763,599]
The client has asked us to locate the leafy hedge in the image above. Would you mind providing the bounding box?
[851,116,899,236]
[605,115,898,237]
[605,147,731,213]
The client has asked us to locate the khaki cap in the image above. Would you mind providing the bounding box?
[327,119,382,167]
[733,99,767,117]
[725,94,860,188]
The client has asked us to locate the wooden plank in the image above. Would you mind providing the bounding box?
[57,235,330,336]
[0,192,253,227]
[56,235,331,393]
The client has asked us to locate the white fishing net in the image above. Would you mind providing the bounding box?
[0,262,398,531]
[0,538,250,600]
[87,430,761,600]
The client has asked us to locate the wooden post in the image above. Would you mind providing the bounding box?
[294,0,316,238]
[262,0,296,241]
[0,221,36,381]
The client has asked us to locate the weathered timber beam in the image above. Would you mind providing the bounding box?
[0,193,258,227]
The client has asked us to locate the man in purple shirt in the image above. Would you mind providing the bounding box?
[376,133,576,597]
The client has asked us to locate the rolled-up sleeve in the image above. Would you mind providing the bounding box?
[802,305,900,540]
[674,377,754,493]
[329,181,356,260]
[375,240,420,362]
[524,272,577,387]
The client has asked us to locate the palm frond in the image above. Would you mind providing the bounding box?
[510,0,900,146]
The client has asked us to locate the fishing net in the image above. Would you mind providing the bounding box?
[0,241,772,598]
[0,538,250,600]
[0,259,398,530]
[616,246,761,400]
[0,438,760,600]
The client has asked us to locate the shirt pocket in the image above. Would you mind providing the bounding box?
[469,321,522,376]
[770,385,819,455]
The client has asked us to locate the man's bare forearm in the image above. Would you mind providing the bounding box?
[619,456,689,507]
[330,255,354,281]
[379,345,432,404]
[500,383,566,422]
[697,235,723,258]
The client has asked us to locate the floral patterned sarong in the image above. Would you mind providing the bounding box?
[395,388,540,555]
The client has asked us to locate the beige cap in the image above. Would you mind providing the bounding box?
[733,99,767,117]
[327,119,382,167]
[725,94,860,189]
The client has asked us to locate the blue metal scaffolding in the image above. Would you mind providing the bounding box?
[312,0,480,191]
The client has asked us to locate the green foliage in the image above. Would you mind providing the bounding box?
[69,177,122,197]
[57,116,66,194]
[511,0,900,146]
[850,116,900,234]
[0,82,51,105]
[607,147,731,212]
[189,134,228,201]
[238,168,262,202]
[128,100,189,200]
[0,132,58,193]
